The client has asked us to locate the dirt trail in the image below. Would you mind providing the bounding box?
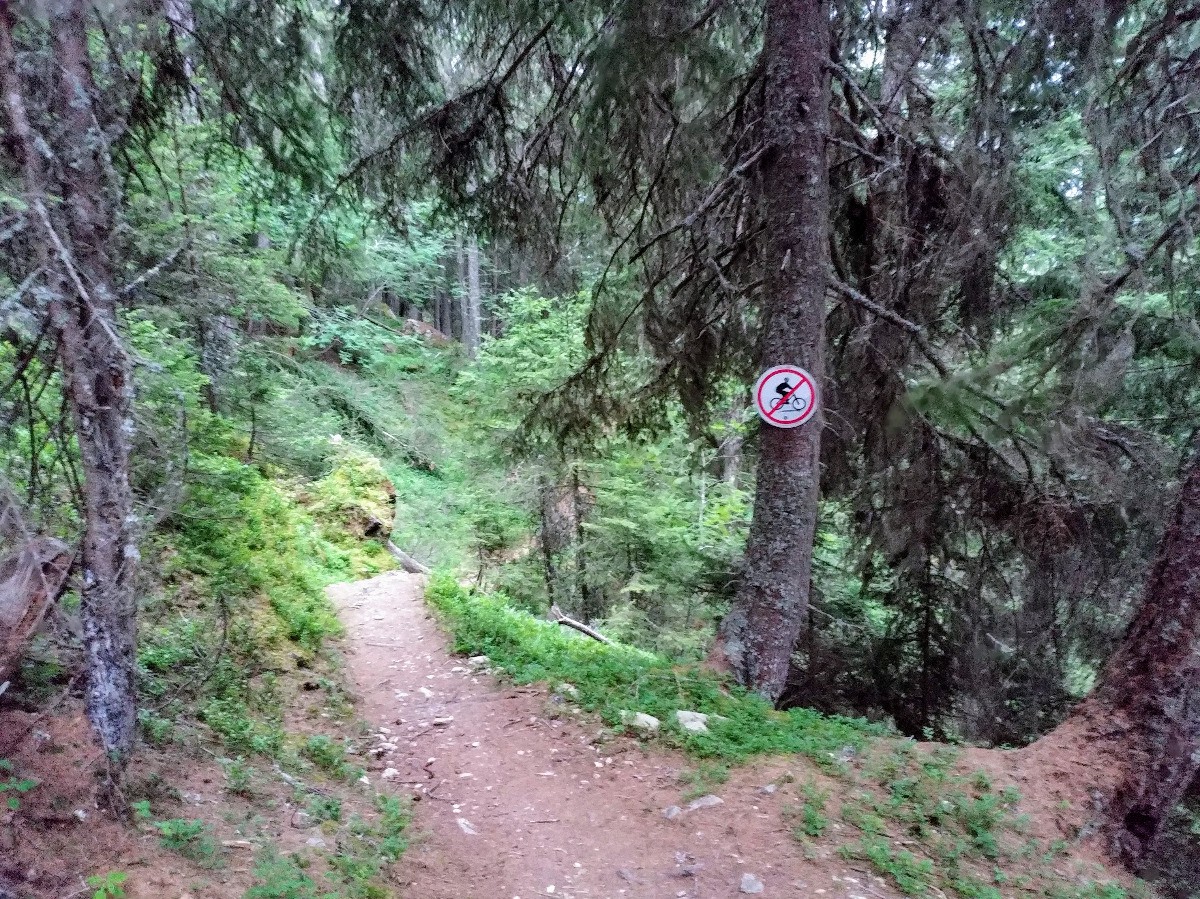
[331,571,899,899]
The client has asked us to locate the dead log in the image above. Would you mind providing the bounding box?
[386,540,431,575]
[0,537,72,683]
[548,604,612,645]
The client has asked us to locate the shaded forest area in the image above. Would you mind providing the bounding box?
[1,0,1199,895]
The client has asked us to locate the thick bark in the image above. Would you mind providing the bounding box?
[0,0,140,762]
[710,0,830,701]
[1077,442,1200,866]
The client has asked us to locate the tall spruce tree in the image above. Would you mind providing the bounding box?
[707,0,830,699]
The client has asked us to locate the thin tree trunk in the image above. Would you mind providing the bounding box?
[571,465,595,622]
[709,0,830,702]
[0,0,140,768]
[456,235,466,342]
[464,235,482,360]
[1039,441,1200,867]
[538,477,559,606]
[718,397,746,484]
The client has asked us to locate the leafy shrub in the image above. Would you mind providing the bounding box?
[86,871,128,899]
[301,734,355,779]
[221,757,254,797]
[246,849,320,899]
[0,759,36,811]
[154,818,220,865]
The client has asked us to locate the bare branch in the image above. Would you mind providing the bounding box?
[826,273,950,378]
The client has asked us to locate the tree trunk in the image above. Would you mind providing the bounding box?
[709,0,830,702]
[571,465,596,622]
[718,397,746,485]
[1046,441,1200,867]
[464,235,483,360]
[0,0,140,766]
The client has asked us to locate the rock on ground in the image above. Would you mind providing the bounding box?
[618,710,660,732]
[740,872,765,893]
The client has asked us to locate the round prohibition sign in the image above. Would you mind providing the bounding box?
[754,365,819,429]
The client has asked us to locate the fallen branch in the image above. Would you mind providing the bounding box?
[274,764,332,797]
[549,604,612,645]
[386,540,431,574]
[118,240,191,297]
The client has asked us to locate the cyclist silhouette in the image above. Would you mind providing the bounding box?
[772,377,807,414]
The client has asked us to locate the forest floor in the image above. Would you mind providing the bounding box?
[0,567,1137,899]
[335,569,906,899]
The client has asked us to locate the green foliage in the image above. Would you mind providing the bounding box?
[0,759,36,811]
[306,794,343,824]
[679,761,729,801]
[371,794,412,862]
[264,794,410,899]
[135,439,370,757]
[222,757,255,797]
[166,452,342,649]
[301,735,357,781]
[86,871,128,899]
[840,836,935,894]
[300,445,398,577]
[426,574,882,764]
[154,818,221,866]
[246,849,326,899]
[785,782,830,840]
[137,709,174,747]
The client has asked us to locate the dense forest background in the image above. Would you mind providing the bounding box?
[1,0,1199,893]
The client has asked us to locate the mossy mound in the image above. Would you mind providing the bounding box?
[305,445,397,541]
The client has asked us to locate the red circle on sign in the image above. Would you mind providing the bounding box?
[754,365,819,428]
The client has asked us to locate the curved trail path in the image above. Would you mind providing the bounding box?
[330,571,898,899]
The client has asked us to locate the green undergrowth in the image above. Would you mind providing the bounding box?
[425,573,883,765]
[804,739,1142,898]
[426,574,1141,899]
[138,443,394,756]
[289,314,523,575]
[245,793,411,899]
[300,445,398,577]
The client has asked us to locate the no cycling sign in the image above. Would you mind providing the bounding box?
[754,365,819,429]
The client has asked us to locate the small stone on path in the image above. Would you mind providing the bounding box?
[739,873,764,894]
[685,794,723,811]
[662,805,682,820]
[456,817,478,835]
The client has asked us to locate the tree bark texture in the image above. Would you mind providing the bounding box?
[1082,442,1200,866]
[0,0,140,761]
[711,0,830,702]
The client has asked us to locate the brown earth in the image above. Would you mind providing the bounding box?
[0,567,1134,899]
[334,570,906,899]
